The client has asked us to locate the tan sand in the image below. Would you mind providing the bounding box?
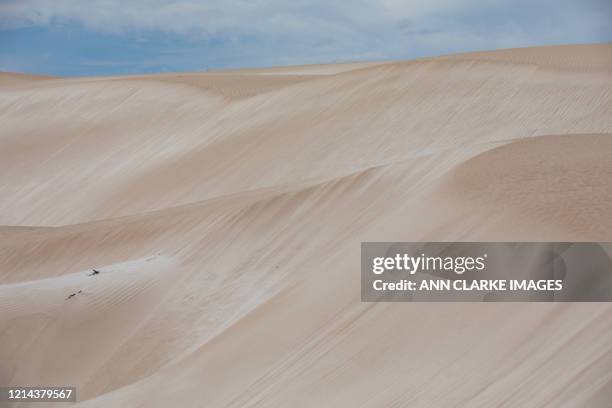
[0,44,611,407]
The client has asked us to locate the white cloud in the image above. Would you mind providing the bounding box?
[1,1,371,35]
[1,0,608,41]
[0,0,609,74]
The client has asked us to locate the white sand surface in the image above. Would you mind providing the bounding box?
[1,44,611,407]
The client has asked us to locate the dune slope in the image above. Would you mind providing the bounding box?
[1,44,612,407]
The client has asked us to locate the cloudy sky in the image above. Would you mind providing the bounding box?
[1,0,610,76]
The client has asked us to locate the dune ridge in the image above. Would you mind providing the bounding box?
[1,44,612,407]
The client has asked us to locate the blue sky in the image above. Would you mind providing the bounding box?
[1,0,611,76]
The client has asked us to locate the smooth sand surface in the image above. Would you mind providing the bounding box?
[1,44,611,407]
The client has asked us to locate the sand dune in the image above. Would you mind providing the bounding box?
[0,72,56,87]
[1,44,611,407]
